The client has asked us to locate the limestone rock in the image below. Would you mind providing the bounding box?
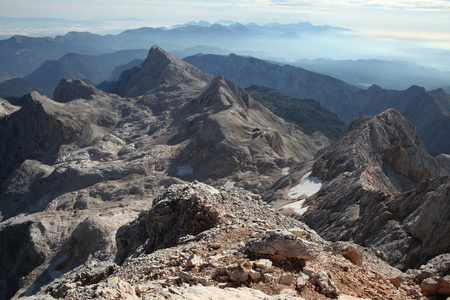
[246,229,316,261]
[66,277,138,300]
[313,109,440,190]
[302,109,448,269]
[332,242,363,266]
[254,259,273,273]
[420,276,450,297]
[0,92,90,183]
[0,97,19,117]
[230,268,249,283]
[187,254,204,268]
[59,215,119,269]
[279,273,295,285]
[296,272,310,288]
[308,270,339,297]
[53,78,104,103]
[119,45,212,97]
[143,183,222,253]
[420,253,450,274]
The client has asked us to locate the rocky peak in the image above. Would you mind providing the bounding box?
[405,85,427,95]
[367,84,382,91]
[191,75,255,112]
[120,44,212,97]
[53,78,103,102]
[0,92,88,181]
[302,108,448,270]
[0,98,19,118]
[314,108,440,192]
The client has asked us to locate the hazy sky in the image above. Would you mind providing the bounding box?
[1,0,450,44]
[1,0,450,72]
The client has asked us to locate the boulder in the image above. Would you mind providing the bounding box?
[246,230,316,261]
[296,272,310,289]
[420,276,450,297]
[143,183,222,253]
[308,270,339,297]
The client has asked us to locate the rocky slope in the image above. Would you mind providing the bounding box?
[0,45,327,299]
[245,85,345,139]
[25,182,431,300]
[299,109,449,270]
[0,97,19,117]
[185,53,450,155]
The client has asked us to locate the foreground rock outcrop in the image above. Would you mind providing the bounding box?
[30,182,420,299]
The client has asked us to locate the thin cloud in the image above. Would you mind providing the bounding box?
[269,0,450,10]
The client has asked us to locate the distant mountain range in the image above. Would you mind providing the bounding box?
[0,21,350,81]
[22,49,148,96]
[1,43,449,155]
[2,20,449,92]
[294,59,450,91]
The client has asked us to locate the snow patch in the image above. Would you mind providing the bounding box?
[287,171,323,199]
[281,199,309,216]
[281,167,289,175]
[176,165,194,176]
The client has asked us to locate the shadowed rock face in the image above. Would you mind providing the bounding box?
[53,78,103,102]
[0,92,89,182]
[302,109,448,270]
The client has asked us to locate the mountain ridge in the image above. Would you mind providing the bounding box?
[185,53,450,155]
[300,109,448,270]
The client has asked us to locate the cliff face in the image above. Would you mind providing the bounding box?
[302,109,448,270]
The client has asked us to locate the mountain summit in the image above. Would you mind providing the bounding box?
[111,45,212,97]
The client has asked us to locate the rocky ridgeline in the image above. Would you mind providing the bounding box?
[301,109,449,271]
[0,98,19,117]
[0,45,449,300]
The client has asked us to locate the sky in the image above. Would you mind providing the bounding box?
[1,0,450,71]
[1,0,449,45]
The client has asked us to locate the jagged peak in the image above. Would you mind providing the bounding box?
[405,84,426,94]
[314,108,441,190]
[120,45,212,97]
[191,75,255,111]
[53,78,103,103]
[368,84,382,91]
[146,44,178,64]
